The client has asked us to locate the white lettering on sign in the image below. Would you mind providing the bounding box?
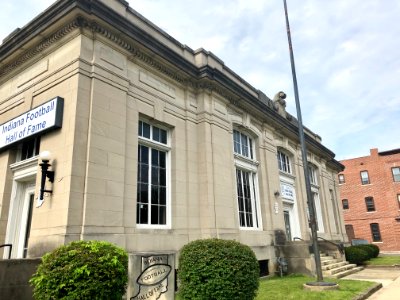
[0,97,63,150]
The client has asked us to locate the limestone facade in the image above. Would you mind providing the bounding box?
[0,0,346,273]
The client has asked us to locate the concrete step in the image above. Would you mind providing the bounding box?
[326,266,364,279]
[323,263,360,276]
[321,261,348,271]
[321,258,344,266]
[320,255,334,261]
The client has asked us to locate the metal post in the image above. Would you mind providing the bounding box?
[282,0,323,282]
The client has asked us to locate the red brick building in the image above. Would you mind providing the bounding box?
[338,148,400,252]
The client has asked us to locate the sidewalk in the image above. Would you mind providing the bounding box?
[342,266,400,299]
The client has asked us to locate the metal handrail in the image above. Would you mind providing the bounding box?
[0,244,12,259]
[317,237,344,254]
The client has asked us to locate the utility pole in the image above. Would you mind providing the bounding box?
[282,0,323,282]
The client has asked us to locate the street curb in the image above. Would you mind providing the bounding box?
[364,265,400,269]
[352,282,382,300]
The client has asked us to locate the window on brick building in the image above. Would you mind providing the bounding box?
[370,223,382,242]
[365,197,375,212]
[392,167,400,182]
[360,171,370,185]
[338,174,345,184]
[342,199,349,209]
[397,194,400,210]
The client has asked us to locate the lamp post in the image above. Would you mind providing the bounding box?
[282,0,323,282]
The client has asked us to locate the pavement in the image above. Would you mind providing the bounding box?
[342,266,400,299]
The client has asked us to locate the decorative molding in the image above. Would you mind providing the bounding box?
[0,17,84,77]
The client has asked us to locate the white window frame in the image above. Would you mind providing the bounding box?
[277,150,292,174]
[360,170,370,185]
[392,167,400,182]
[233,129,261,230]
[136,120,171,229]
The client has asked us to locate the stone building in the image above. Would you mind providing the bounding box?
[339,148,400,252]
[0,0,346,281]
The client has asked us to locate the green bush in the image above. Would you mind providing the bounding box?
[178,238,259,300]
[30,240,128,300]
[354,245,375,259]
[363,244,380,258]
[345,246,369,265]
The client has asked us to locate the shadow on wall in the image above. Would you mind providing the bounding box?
[0,258,41,300]
[272,229,312,276]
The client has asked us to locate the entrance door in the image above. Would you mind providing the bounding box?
[5,183,36,258]
[345,224,355,242]
[284,210,292,241]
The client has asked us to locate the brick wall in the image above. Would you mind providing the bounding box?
[339,148,400,252]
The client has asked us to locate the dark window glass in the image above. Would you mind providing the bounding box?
[236,169,257,228]
[136,136,167,226]
[370,223,382,242]
[20,136,40,161]
[277,151,291,174]
[365,197,375,212]
[342,199,349,210]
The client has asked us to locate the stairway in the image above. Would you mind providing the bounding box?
[320,253,364,279]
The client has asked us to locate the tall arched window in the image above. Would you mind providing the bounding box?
[233,129,260,229]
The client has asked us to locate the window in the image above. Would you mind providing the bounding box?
[392,167,400,182]
[397,194,400,210]
[370,223,382,242]
[136,120,169,227]
[338,174,345,184]
[233,130,253,159]
[19,136,40,161]
[342,199,349,210]
[308,164,318,185]
[365,197,375,212]
[360,171,370,185]
[277,150,292,174]
[233,130,260,229]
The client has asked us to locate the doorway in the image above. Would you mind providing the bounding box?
[5,182,36,258]
[283,210,292,241]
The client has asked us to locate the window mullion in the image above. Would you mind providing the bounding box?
[147,147,152,224]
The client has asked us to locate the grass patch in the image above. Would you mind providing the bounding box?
[365,256,400,266]
[175,274,376,300]
[255,274,375,300]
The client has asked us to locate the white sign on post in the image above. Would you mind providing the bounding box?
[0,97,64,150]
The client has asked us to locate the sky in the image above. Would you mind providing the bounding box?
[1,0,399,160]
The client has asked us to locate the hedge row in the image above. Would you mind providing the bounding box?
[30,239,260,300]
[345,244,380,265]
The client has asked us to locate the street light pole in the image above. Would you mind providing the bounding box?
[282,0,323,282]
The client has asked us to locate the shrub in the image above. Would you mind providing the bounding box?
[178,238,259,300]
[30,240,128,300]
[363,244,380,258]
[345,246,369,265]
[355,245,375,259]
